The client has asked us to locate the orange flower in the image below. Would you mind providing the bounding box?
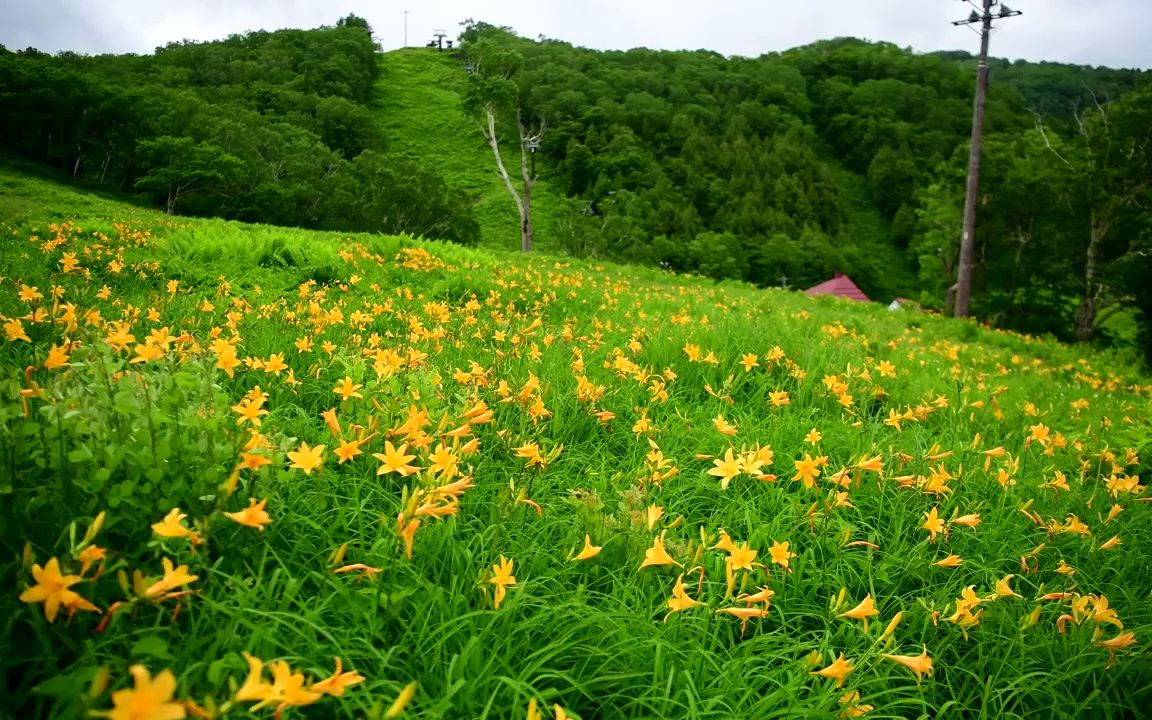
[712,415,738,436]
[375,442,420,476]
[708,448,742,490]
[882,648,934,684]
[397,515,420,559]
[488,555,517,609]
[19,557,100,622]
[333,377,363,401]
[287,442,325,474]
[922,507,945,542]
[666,574,705,617]
[811,653,854,688]
[333,564,383,579]
[838,594,879,631]
[144,558,198,599]
[106,665,186,720]
[640,532,680,569]
[715,606,768,634]
[573,535,602,561]
[857,453,880,472]
[793,454,821,489]
[224,498,272,530]
[768,540,796,571]
[151,508,202,544]
[726,541,758,572]
[310,657,365,697]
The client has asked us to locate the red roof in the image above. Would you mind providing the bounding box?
[803,273,870,302]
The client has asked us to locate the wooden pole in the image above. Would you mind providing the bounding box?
[954,0,993,318]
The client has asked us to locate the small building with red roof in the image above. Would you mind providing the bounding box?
[804,273,870,303]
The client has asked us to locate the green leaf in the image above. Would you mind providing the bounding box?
[131,636,172,661]
[34,667,99,698]
[207,657,230,685]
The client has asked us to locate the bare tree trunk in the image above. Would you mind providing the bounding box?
[518,120,538,253]
[482,107,529,251]
[1074,214,1111,342]
[1005,228,1032,309]
[520,183,534,252]
[481,105,543,252]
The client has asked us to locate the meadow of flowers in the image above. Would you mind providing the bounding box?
[1,184,1150,718]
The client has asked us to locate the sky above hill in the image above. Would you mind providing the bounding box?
[2,0,1150,69]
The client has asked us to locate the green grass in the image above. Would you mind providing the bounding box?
[375,50,564,252]
[1,167,1151,719]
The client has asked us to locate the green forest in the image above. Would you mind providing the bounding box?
[2,16,1150,358]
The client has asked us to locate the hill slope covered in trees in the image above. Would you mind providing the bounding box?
[457,23,1151,358]
[0,17,480,245]
[2,17,1150,360]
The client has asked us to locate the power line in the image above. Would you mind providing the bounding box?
[951,0,1022,318]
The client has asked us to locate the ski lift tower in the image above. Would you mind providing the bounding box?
[432,30,448,50]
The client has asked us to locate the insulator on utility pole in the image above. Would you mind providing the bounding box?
[951,0,1022,319]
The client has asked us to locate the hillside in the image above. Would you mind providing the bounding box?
[2,18,1150,357]
[2,167,1151,719]
[375,49,564,250]
[461,26,1152,357]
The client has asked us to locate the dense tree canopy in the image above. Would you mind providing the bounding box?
[458,25,1152,359]
[2,18,1150,358]
[0,17,480,244]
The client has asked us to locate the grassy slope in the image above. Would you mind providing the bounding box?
[1,168,1151,719]
[375,49,564,252]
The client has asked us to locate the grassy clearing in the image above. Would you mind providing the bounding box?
[375,50,563,252]
[1,167,1150,719]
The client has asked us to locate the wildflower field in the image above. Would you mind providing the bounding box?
[1,170,1150,719]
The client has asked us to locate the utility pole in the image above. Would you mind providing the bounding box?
[403,10,409,48]
[951,0,1022,318]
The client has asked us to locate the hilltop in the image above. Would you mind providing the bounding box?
[375,49,563,250]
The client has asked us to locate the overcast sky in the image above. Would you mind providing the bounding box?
[2,0,1150,69]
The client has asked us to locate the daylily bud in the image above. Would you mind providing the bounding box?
[132,569,148,598]
[88,665,110,699]
[83,511,107,543]
[222,466,242,498]
[330,542,349,567]
[385,681,417,718]
[832,587,848,613]
[882,611,905,639]
[1021,606,1042,630]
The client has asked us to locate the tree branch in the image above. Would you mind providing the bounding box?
[483,105,524,217]
[1084,83,1109,129]
[1034,115,1072,167]
[1095,298,1135,327]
